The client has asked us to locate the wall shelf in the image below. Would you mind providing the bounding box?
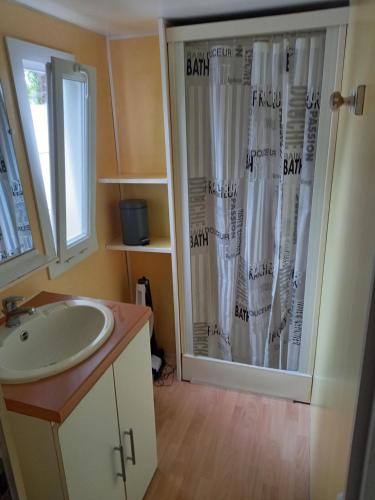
[98,175,168,185]
[106,236,171,254]
[105,27,181,378]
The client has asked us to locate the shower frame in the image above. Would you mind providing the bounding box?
[160,7,348,402]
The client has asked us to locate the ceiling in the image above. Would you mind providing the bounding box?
[14,0,342,37]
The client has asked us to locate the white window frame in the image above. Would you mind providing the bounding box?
[0,249,50,292]
[6,38,97,278]
[49,57,97,275]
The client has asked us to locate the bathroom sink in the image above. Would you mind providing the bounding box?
[0,300,114,384]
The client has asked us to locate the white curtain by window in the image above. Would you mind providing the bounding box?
[0,91,33,263]
[186,31,325,370]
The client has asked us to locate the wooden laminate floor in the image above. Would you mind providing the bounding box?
[145,380,310,500]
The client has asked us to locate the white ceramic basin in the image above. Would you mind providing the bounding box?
[0,300,114,384]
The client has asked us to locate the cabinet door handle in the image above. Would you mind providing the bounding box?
[114,445,126,481]
[124,429,136,465]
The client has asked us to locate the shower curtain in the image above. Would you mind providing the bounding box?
[186,31,325,371]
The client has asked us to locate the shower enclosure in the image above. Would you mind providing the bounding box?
[166,8,348,401]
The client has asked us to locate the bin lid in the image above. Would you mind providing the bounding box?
[119,199,147,209]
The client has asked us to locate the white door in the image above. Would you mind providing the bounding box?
[113,324,157,500]
[58,367,126,500]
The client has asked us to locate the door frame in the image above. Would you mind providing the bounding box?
[163,8,348,401]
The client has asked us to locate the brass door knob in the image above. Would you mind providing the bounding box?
[330,86,366,115]
[330,91,355,111]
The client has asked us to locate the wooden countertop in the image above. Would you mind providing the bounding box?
[1,292,152,423]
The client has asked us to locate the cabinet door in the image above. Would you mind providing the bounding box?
[113,324,157,500]
[58,367,126,500]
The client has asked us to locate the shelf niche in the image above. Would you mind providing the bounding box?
[106,236,171,254]
[98,175,167,185]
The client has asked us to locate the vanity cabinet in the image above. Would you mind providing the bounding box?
[7,323,157,500]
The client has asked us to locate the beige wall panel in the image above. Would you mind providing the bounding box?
[310,1,375,498]
[110,36,166,176]
[129,253,176,355]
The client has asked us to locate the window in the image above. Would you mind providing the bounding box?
[6,38,97,278]
[0,81,51,290]
[24,62,55,236]
[49,57,97,270]
[0,84,32,263]
[62,77,89,246]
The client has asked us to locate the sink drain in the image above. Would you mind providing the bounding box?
[20,331,29,342]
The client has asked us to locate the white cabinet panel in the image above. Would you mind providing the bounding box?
[7,412,65,500]
[114,325,157,500]
[58,367,125,500]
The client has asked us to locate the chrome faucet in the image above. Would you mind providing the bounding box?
[2,296,36,327]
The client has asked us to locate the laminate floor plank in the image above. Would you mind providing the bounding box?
[145,381,309,500]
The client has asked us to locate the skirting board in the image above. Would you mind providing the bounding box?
[182,354,312,403]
